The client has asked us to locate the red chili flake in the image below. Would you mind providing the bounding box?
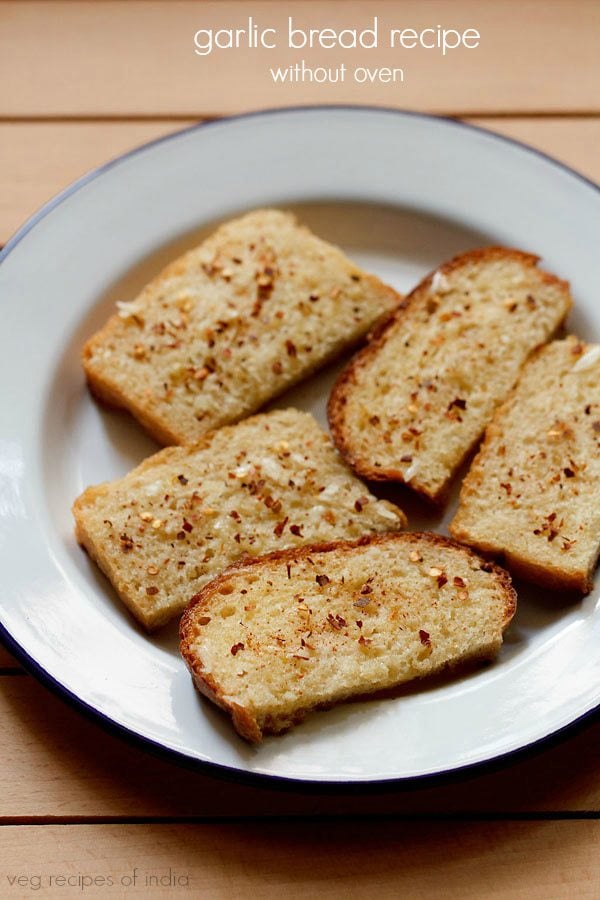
[230,510,241,522]
[234,534,241,544]
[563,467,576,478]
[309,293,320,302]
[354,496,369,512]
[356,620,363,628]
[119,533,134,552]
[182,520,193,533]
[177,474,189,485]
[400,454,413,463]
[273,517,288,537]
[146,586,159,596]
[286,563,292,579]
[453,576,466,588]
[584,405,591,415]
[230,643,245,656]
[436,574,448,588]
[316,574,330,587]
[290,524,304,536]
[360,584,373,595]
[448,397,467,411]
[419,629,431,646]
[500,482,512,495]
[176,531,186,540]
[369,415,380,426]
[358,635,372,646]
[285,340,297,357]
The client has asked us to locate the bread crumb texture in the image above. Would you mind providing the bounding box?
[451,337,600,592]
[83,208,400,445]
[72,409,406,630]
[180,533,516,742]
[329,247,572,501]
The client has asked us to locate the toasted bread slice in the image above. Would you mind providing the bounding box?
[73,409,406,630]
[83,209,400,445]
[450,337,600,593]
[328,248,572,502]
[180,533,516,742]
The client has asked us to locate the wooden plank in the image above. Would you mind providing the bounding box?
[0,117,598,244]
[469,117,600,184]
[0,120,196,243]
[1,676,599,818]
[0,2,598,117]
[0,646,18,669]
[0,821,599,897]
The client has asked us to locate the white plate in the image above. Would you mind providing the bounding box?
[1,107,599,786]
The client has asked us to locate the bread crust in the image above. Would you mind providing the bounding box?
[328,247,571,502]
[73,409,407,630]
[450,338,600,594]
[180,532,517,741]
[83,208,402,446]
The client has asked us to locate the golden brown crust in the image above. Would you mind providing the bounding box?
[449,341,597,595]
[83,349,184,447]
[73,497,161,631]
[82,209,402,446]
[73,408,406,630]
[449,526,593,594]
[328,246,571,501]
[180,531,517,741]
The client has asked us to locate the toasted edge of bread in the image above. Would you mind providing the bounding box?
[328,247,572,503]
[180,532,516,742]
[73,409,408,631]
[450,338,600,594]
[82,208,402,446]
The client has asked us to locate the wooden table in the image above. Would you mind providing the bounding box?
[1,2,599,896]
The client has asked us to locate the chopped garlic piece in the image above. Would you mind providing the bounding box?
[572,346,600,372]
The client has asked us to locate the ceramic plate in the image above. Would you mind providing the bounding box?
[1,107,599,786]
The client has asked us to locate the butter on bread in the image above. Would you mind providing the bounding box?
[73,408,406,630]
[180,532,516,742]
[328,247,572,502]
[83,208,401,445]
[450,337,600,592]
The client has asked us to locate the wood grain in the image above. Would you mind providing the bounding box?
[1,676,598,818]
[0,117,598,243]
[0,647,18,670]
[0,821,599,898]
[1,1,598,117]
[0,120,195,242]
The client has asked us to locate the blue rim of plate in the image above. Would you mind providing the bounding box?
[1,105,599,792]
